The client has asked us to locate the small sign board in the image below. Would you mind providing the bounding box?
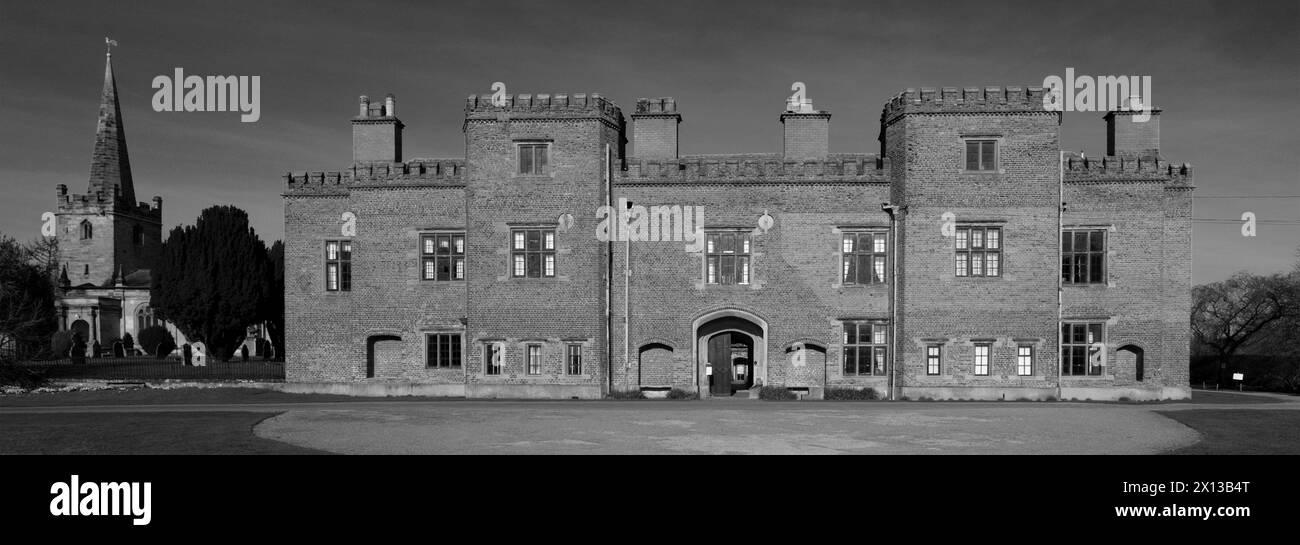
[1232,373,1244,381]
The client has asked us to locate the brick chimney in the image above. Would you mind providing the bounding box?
[781,96,830,160]
[632,97,680,159]
[1105,107,1161,159]
[353,93,404,163]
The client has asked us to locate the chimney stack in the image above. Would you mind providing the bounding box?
[631,97,680,159]
[352,93,404,163]
[1105,104,1161,159]
[781,96,830,160]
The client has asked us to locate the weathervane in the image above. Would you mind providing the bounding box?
[105,37,118,57]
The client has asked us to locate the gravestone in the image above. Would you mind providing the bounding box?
[182,343,192,365]
[90,341,100,359]
[71,338,86,365]
[191,342,208,367]
[112,340,125,358]
[240,345,249,362]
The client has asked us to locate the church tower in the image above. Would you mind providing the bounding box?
[55,47,165,347]
[55,49,163,289]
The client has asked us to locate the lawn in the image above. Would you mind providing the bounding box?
[13,358,284,381]
[0,386,446,407]
[1182,390,1287,405]
[1158,409,1300,455]
[0,411,329,454]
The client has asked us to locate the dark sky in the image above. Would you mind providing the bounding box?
[1,0,1296,284]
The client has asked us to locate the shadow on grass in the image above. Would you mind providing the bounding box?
[1158,409,1300,455]
[0,411,330,454]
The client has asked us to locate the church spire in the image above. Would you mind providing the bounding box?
[87,47,136,205]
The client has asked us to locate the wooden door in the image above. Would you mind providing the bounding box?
[708,333,732,395]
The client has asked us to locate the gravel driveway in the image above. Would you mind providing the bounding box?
[254,399,1215,454]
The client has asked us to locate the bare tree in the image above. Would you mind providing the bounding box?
[1192,271,1300,384]
[0,235,58,361]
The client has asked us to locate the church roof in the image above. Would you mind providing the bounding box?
[123,269,152,287]
[87,53,135,204]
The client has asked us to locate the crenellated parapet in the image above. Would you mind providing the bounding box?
[284,158,467,195]
[55,183,162,220]
[1062,151,1193,187]
[464,92,623,128]
[617,153,889,185]
[882,86,1051,125]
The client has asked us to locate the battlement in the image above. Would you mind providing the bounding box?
[55,184,162,218]
[284,159,467,194]
[1062,152,1193,186]
[634,97,678,115]
[881,86,1050,124]
[618,153,889,184]
[464,93,623,126]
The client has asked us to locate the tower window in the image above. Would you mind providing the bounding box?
[517,142,549,175]
[955,226,1002,277]
[965,139,997,171]
[511,229,555,278]
[80,221,93,240]
[325,240,352,292]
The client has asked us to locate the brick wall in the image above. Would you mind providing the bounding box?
[609,173,892,394]
[281,86,1193,400]
[887,87,1064,398]
[283,185,468,383]
[462,104,619,392]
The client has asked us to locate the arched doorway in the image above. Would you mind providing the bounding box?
[366,335,401,379]
[70,320,90,347]
[705,332,755,395]
[693,310,767,397]
[1118,345,1145,382]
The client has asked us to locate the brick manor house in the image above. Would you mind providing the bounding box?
[283,85,1193,400]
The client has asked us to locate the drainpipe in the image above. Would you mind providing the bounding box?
[624,199,632,392]
[881,203,906,401]
[605,144,613,396]
[1057,151,1064,401]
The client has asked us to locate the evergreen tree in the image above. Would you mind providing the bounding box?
[151,206,271,361]
[265,240,285,359]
